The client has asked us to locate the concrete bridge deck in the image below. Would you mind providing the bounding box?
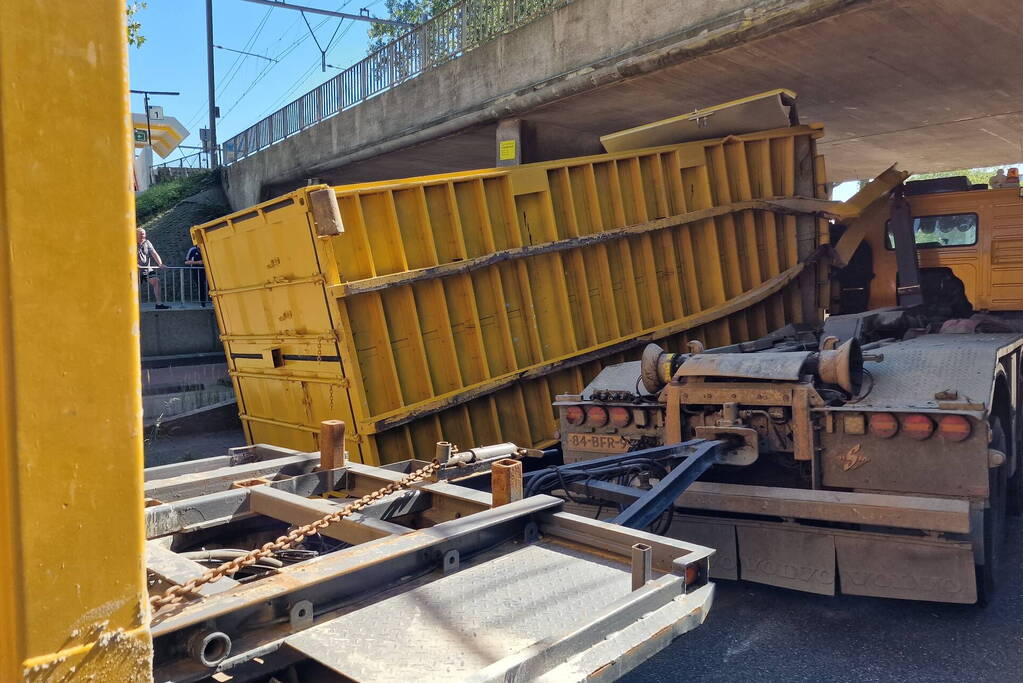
[223,0,1023,208]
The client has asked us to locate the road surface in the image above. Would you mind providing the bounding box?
[625,522,1023,682]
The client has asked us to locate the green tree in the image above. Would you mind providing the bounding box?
[362,0,557,86]
[127,2,147,48]
[366,0,455,54]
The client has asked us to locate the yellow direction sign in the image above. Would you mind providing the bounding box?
[131,112,188,158]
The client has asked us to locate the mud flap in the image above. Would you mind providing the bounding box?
[835,535,977,603]
[669,516,738,580]
[737,525,836,595]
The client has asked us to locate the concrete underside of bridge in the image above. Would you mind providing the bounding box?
[223,0,1023,209]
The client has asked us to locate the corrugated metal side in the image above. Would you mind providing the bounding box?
[195,124,825,464]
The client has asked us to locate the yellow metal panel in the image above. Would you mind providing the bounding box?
[0,2,152,679]
[196,126,824,464]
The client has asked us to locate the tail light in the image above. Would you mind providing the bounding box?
[902,413,934,440]
[869,412,899,438]
[564,405,584,425]
[586,405,608,427]
[937,414,971,442]
[609,406,631,428]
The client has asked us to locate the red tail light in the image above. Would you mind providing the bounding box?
[902,414,934,440]
[564,405,584,425]
[937,415,971,442]
[586,406,608,427]
[869,412,899,438]
[609,406,631,428]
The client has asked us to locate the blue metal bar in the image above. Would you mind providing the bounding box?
[609,441,721,530]
[523,441,708,488]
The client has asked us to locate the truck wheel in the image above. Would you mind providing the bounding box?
[977,415,1009,604]
[1010,411,1023,516]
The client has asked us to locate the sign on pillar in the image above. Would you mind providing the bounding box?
[496,118,531,167]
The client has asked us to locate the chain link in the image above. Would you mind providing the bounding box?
[150,460,441,615]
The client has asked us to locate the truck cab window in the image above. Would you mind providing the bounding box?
[886,213,978,249]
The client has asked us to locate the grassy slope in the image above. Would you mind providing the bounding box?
[135,170,220,225]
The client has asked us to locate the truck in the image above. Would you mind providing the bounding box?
[555,168,1023,604]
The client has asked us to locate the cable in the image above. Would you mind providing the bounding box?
[248,19,353,120]
[256,12,357,116]
[218,1,354,128]
[185,5,275,131]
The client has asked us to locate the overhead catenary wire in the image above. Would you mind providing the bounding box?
[185,5,275,131]
[218,1,357,127]
[251,8,360,118]
[300,8,345,71]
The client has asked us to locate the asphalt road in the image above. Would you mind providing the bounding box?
[624,521,1023,682]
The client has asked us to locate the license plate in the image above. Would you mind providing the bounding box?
[566,432,629,454]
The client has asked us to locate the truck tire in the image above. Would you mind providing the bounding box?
[977,415,1009,604]
[1011,385,1023,517]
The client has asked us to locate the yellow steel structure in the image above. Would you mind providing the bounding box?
[0,2,152,680]
[196,124,829,465]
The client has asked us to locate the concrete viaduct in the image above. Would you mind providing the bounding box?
[222,0,1023,209]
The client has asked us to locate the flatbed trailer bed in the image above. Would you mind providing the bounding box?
[144,444,714,682]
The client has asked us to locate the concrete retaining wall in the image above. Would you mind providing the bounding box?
[140,308,221,357]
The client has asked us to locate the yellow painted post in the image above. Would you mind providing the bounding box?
[0,2,152,680]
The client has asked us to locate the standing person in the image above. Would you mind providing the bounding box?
[184,243,208,307]
[137,228,168,309]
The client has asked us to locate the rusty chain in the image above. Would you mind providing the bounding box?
[150,459,441,615]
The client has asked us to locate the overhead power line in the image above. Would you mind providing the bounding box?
[220,1,356,125]
[215,44,279,62]
[186,5,275,130]
[238,0,413,27]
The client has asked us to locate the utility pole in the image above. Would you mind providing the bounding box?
[206,0,219,168]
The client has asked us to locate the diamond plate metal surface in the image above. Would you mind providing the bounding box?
[849,334,1021,410]
[286,540,634,680]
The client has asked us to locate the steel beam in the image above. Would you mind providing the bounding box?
[147,541,240,596]
[610,442,721,529]
[249,486,409,544]
[145,453,320,501]
[151,496,564,681]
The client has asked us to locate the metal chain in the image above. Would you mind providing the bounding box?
[150,460,441,614]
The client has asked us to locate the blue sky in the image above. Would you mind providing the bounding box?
[129,0,389,164]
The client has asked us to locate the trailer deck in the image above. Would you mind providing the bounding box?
[144,444,714,682]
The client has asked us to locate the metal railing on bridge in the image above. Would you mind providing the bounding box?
[221,0,571,165]
[139,266,210,309]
